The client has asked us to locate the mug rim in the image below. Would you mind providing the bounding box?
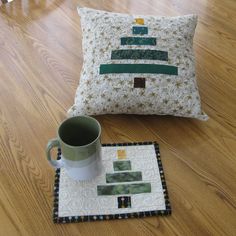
[57,115,101,148]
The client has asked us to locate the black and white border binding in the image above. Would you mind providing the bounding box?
[53,142,171,223]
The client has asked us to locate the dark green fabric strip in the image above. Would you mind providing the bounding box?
[100,64,178,75]
[106,171,142,183]
[111,49,168,61]
[121,37,156,45]
[97,183,151,195]
[132,26,148,35]
[113,161,131,171]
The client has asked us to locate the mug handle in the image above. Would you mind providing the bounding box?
[46,138,63,169]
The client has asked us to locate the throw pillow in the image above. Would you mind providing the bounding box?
[68,7,208,120]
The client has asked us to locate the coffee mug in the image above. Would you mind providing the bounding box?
[46,116,102,181]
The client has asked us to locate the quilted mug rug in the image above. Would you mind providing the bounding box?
[53,142,171,223]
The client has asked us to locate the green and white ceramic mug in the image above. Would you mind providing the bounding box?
[46,116,102,181]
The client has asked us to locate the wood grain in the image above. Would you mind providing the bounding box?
[0,0,236,235]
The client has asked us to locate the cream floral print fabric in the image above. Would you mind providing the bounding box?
[58,144,167,217]
[68,7,208,120]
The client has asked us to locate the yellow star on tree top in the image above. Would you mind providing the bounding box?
[134,18,144,25]
[117,150,126,159]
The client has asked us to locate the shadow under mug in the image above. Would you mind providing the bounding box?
[46,116,102,181]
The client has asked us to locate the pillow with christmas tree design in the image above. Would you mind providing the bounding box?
[68,7,208,120]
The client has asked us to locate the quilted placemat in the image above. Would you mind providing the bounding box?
[53,142,171,223]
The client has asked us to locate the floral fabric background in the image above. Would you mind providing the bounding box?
[58,144,166,217]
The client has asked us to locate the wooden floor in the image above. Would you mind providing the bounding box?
[0,0,236,235]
